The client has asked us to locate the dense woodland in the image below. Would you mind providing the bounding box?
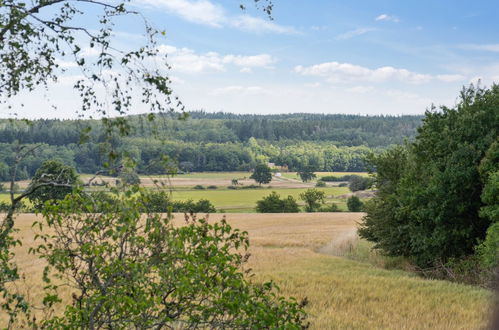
[0,113,422,179]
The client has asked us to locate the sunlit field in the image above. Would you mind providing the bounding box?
[5,212,492,329]
[172,186,350,212]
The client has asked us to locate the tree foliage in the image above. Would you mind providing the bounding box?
[300,189,325,213]
[297,166,316,183]
[359,84,499,268]
[348,175,373,192]
[27,159,79,208]
[256,192,300,213]
[250,164,272,185]
[33,187,308,328]
[347,196,363,212]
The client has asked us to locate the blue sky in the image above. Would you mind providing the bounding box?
[9,0,499,117]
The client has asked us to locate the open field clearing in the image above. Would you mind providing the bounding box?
[3,171,369,191]
[171,187,350,212]
[5,212,492,329]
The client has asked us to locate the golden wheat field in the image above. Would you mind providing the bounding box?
[5,213,494,329]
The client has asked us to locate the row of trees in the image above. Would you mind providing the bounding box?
[0,139,373,181]
[359,85,498,279]
[256,189,364,213]
[0,113,422,147]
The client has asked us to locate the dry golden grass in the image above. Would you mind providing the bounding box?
[4,213,493,329]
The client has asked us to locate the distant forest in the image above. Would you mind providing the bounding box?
[0,112,423,179]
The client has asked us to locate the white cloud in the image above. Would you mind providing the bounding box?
[138,0,225,27]
[375,14,400,23]
[459,44,499,52]
[346,85,375,93]
[294,61,465,84]
[137,0,298,34]
[156,44,276,73]
[240,67,252,73]
[230,15,299,35]
[223,54,275,67]
[211,85,268,96]
[336,28,375,40]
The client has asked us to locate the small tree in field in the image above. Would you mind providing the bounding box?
[297,166,316,183]
[33,187,308,328]
[347,196,363,212]
[250,164,272,185]
[27,160,79,209]
[300,188,325,212]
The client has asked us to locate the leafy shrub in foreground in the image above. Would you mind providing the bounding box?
[34,187,308,328]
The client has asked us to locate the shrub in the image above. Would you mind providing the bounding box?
[339,182,348,187]
[207,185,218,190]
[193,185,206,190]
[256,192,300,213]
[315,180,326,187]
[118,168,141,186]
[173,199,217,213]
[347,196,363,212]
[319,203,340,212]
[35,187,308,328]
[321,175,353,182]
[27,160,79,208]
[348,175,373,192]
[300,188,326,212]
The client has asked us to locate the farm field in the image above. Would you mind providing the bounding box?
[171,186,350,212]
[6,212,492,329]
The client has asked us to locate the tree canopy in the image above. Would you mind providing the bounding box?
[250,164,272,185]
[359,84,499,268]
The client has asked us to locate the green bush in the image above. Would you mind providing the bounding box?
[347,196,363,212]
[476,222,499,269]
[348,175,373,192]
[207,185,218,190]
[300,188,325,212]
[315,180,326,187]
[256,192,300,213]
[193,185,206,190]
[319,203,340,212]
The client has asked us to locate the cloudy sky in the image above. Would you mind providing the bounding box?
[6,0,499,118]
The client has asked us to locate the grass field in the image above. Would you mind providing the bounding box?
[172,186,350,212]
[4,212,493,329]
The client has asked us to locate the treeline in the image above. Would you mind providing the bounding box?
[0,113,421,179]
[0,113,422,147]
[0,139,372,180]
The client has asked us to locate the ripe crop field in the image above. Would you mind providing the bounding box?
[5,212,492,329]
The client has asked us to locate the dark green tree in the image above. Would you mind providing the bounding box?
[360,84,499,268]
[297,166,316,183]
[300,188,326,212]
[118,168,141,186]
[27,160,79,208]
[348,175,372,192]
[250,164,272,185]
[347,196,363,212]
[256,192,300,213]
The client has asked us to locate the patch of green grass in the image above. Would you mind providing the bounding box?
[0,193,10,203]
[280,171,369,180]
[172,187,349,211]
